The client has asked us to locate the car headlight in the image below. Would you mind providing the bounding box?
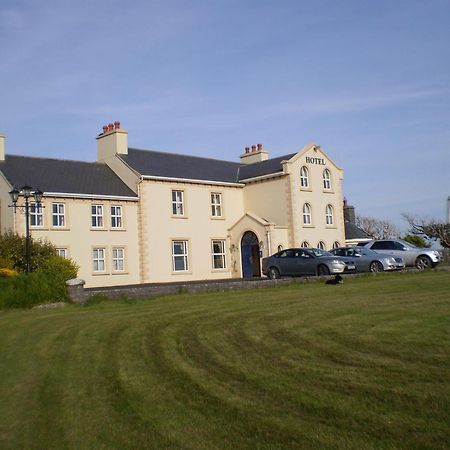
[331,259,345,265]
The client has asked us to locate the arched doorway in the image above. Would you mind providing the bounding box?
[241,231,261,278]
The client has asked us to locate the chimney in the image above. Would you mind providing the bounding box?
[240,143,269,165]
[343,199,356,224]
[0,132,5,161]
[96,121,128,162]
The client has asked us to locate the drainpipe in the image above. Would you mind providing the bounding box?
[266,229,271,256]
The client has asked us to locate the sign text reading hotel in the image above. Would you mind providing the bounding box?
[305,156,326,165]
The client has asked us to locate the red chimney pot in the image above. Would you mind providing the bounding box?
[102,125,108,133]
[251,145,256,152]
[257,144,262,151]
[108,123,114,131]
[114,121,120,130]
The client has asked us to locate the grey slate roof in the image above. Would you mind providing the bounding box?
[121,148,295,183]
[238,153,296,180]
[344,221,371,240]
[0,155,137,198]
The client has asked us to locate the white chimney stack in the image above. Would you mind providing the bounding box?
[240,143,269,165]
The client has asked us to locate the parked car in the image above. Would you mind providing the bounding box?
[329,246,405,272]
[262,248,356,279]
[357,239,442,269]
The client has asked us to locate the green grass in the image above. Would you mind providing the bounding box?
[1,271,450,449]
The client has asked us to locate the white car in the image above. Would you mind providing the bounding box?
[357,239,442,269]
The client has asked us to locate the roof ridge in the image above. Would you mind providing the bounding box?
[3,154,99,165]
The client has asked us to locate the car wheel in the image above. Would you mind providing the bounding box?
[268,267,280,279]
[370,261,384,272]
[317,265,330,276]
[416,255,432,270]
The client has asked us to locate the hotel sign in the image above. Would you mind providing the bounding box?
[305,156,326,165]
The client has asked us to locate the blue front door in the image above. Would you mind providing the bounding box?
[241,245,254,278]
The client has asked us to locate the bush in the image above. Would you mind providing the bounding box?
[36,255,79,283]
[0,231,56,273]
[0,272,68,309]
[0,268,19,278]
[402,234,431,248]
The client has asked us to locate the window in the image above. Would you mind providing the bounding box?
[30,202,43,227]
[93,248,106,272]
[211,193,222,217]
[371,241,393,250]
[317,241,326,250]
[56,248,67,258]
[326,204,334,225]
[300,166,309,188]
[112,247,125,272]
[323,169,332,190]
[111,205,123,228]
[302,203,312,225]
[91,205,104,228]
[172,240,188,271]
[172,190,184,216]
[332,241,340,249]
[301,241,309,248]
[211,240,226,269]
[277,244,283,252]
[52,203,65,227]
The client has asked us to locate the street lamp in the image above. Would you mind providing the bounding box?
[8,185,44,273]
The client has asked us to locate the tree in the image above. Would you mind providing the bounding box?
[402,234,430,248]
[355,215,400,239]
[402,213,450,248]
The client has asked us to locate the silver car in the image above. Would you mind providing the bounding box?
[330,246,405,272]
[357,239,442,269]
[262,248,355,279]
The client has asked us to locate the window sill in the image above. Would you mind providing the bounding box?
[212,268,229,273]
[110,228,127,232]
[299,188,312,192]
[322,190,335,194]
[210,216,225,220]
[92,271,110,276]
[302,225,315,228]
[171,215,188,219]
[90,227,107,231]
[171,270,192,275]
[112,271,129,275]
[50,227,70,231]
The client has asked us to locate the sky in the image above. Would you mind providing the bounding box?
[1,0,449,230]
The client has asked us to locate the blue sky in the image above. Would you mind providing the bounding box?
[1,0,449,229]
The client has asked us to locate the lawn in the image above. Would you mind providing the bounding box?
[0,271,449,450]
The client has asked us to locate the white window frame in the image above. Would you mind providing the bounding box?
[323,169,332,190]
[211,193,222,217]
[172,190,184,216]
[52,203,65,227]
[93,248,106,272]
[302,203,312,225]
[332,241,340,249]
[300,166,309,188]
[301,241,309,248]
[91,205,104,228]
[111,205,123,228]
[318,241,326,250]
[211,239,226,269]
[326,204,334,225]
[112,247,125,272]
[172,240,189,271]
[30,202,44,227]
[56,248,68,258]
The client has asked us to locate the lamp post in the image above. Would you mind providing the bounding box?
[8,185,43,273]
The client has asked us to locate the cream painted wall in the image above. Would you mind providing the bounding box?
[287,146,345,250]
[13,196,141,287]
[0,173,14,233]
[243,176,290,226]
[139,180,245,282]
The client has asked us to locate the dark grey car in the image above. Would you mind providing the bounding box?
[262,248,355,279]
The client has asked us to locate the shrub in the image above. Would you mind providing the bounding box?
[0,268,19,278]
[36,255,79,283]
[0,272,68,309]
[0,231,56,273]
